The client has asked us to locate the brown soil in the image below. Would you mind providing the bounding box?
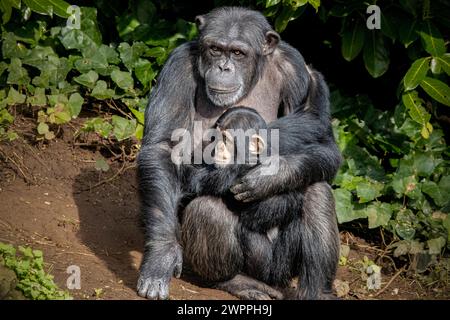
[0,117,449,300]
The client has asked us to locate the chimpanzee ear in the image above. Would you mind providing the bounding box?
[195,15,206,31]
[263,30,280,55]
[249,134,266,155]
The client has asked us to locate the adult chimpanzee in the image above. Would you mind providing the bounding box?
[137,7,342,300]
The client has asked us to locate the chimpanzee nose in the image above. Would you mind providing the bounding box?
[218,60,232,72]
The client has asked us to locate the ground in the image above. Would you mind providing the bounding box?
[0,117,449,300]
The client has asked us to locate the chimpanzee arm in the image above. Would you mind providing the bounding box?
[137,42,197,299]
[231,45,342,202]
[193,165,248,197]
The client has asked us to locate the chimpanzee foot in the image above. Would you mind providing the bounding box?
[216,274,283,300]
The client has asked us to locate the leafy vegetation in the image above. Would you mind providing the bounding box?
[0,0,449,280]
[0,242,71,299]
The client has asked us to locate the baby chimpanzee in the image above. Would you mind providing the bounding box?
[186,106,303,242]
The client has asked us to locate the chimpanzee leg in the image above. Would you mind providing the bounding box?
[181,196,243,282]
[291,182,340,299]
[181,196,283,300]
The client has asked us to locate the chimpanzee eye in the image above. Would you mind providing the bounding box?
[210,45,219,51]
[232,50,244,56]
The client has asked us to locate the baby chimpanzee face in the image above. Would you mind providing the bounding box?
[213,128,266,167]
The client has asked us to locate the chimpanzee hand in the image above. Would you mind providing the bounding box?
[230,158,287,202]
[137,244,183,300]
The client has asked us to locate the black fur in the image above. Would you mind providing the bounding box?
[137,7,342,300]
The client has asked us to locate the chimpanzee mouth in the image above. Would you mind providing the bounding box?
[208,85,240,94]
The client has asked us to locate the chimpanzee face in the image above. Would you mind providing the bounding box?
[213,129,265,167]
[196,10,280,107]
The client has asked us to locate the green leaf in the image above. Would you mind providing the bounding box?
[403,57,430,91]
[363,31,389,78]
[68,93,83,118]
[0,0,13,24]
[7,58,30,86]
[334,188,364,224]
[54,104,71,124]
[22,46,56,69]
[111,115,136,141]
[91,80,115,100]
[73,70,98,88]
[435,55,450,76]
[82,117,113,138]
[27,88,47,106]
[356,180,384,203]
[391,175,421,199]
[422,181,447,207]
[394,209,416,240]
[307,0,320,12]
[37,122,49,135]
[413,152,441,177]
[6,87,26,105]
[2,33,28,59]
[118,42,148,71]
[95,158,110,172]
[427,237,445,255]
[274,5,296,33]
[134,59,156,88]
[341,21,365,62]
[419,77,450,107]
[402,91,432,138]
[418,21,446,57]
[265,0,281,7]
[366,202,392,229]
[111,70,134,91]
[23,0,71,18]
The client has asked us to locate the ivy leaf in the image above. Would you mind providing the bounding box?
[403,57,430,91]
[341,21,365,62]
[418,21,446,57]
[366,202,392,229]
[422,181,447,207]
[333,188,364,224]
[419,77,450,107]
[37,122,49,135]
[356,180,384,203]
[91,80,115,100]
[134,59,156,88]
[111,70,134,91]
[73,70,99,88]
[6,87,26,105]
[427,237,445,255]
[363,31,389,78]
[27,88,47,106]
[112,115,136,141]
[118,42,148,71]
[68,93,83,118]
[2,33,28,59]
[394,209,416,240]
[7,58,30,86]
[95,158,110,172]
